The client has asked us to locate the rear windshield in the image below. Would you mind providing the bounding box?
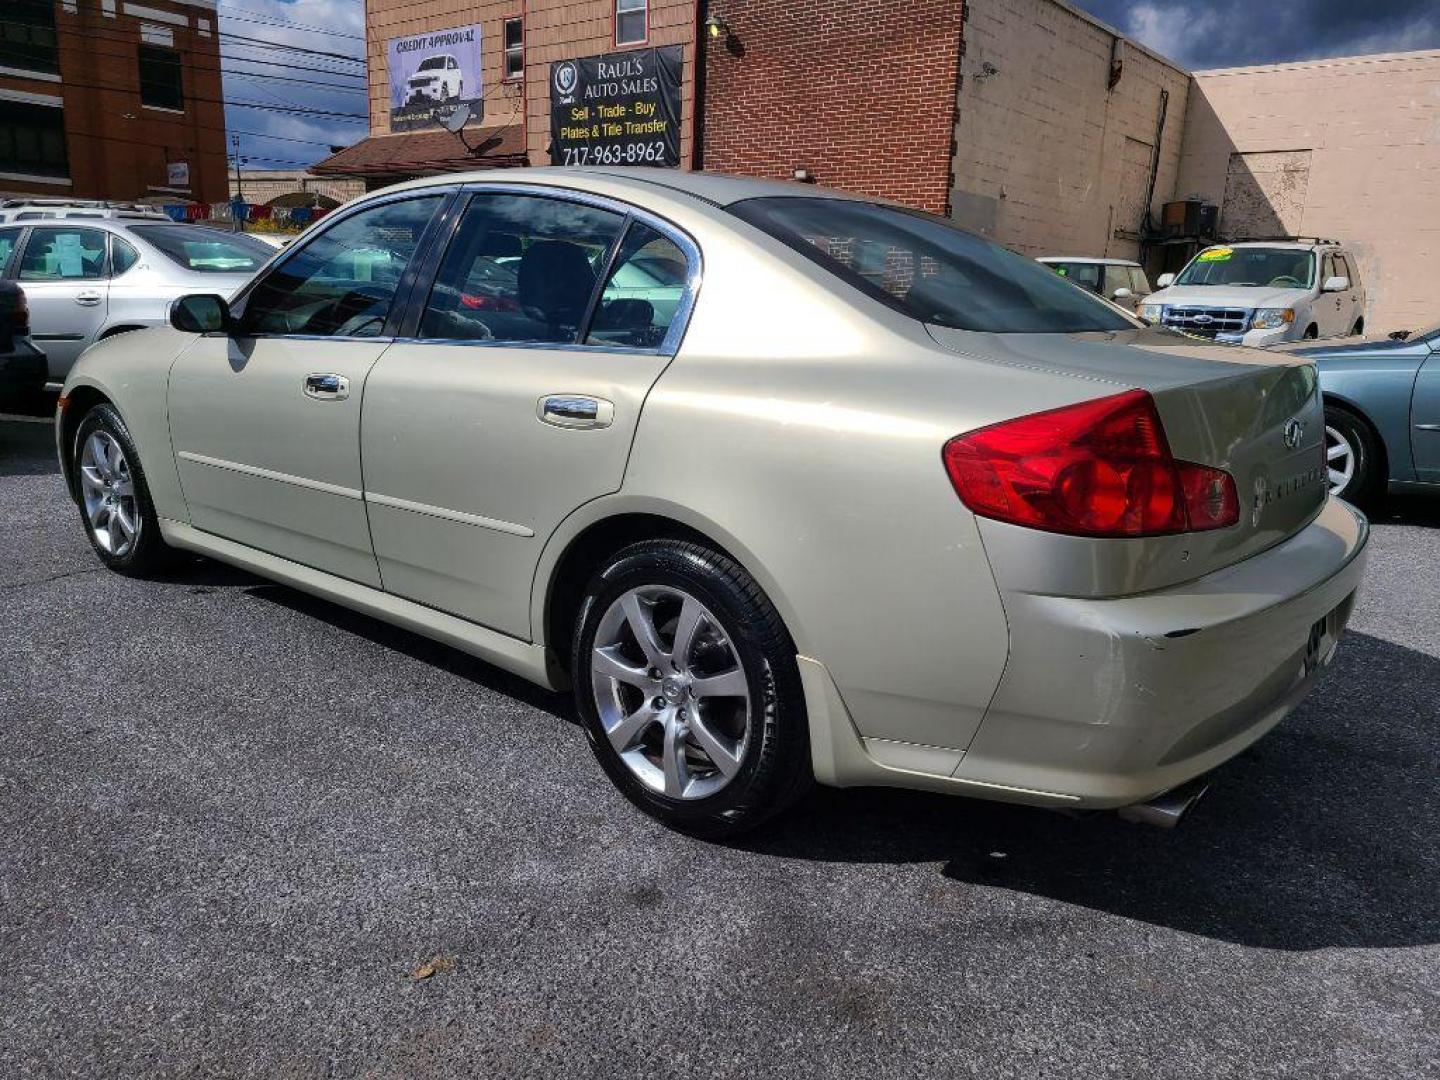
[728,197,1136,334]
[1175,246,1316,289]
[127,224,272,273]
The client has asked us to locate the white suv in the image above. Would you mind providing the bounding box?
[408,54,463,102]
[1140,239,1366,346]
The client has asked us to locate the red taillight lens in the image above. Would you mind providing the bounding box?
[942,389,1239,538]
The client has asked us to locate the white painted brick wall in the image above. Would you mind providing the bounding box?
[1177,50,1440,335]
[950,0,1191,263]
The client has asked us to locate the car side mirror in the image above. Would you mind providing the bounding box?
[1156,273,1175,288]
[1322,275,1350,293]
[170,294,232,334]
[1111,287,1134,300]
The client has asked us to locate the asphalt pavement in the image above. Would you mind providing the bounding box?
[1,409,1437,1079]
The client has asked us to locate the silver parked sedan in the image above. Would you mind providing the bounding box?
[55,170,1368,837]
[0,218,274,382]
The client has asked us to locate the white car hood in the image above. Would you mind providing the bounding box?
[1145,284,1313,309]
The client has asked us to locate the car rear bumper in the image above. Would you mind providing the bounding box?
[957,496,1368,807]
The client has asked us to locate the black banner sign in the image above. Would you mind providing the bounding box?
[549,45,683,167]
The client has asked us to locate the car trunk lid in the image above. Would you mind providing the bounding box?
[928,324,1328,593]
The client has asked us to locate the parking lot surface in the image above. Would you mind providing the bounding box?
[2,410,1437,1079]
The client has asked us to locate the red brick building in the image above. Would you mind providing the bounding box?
[698,0,966,215]
[0,0,228,204]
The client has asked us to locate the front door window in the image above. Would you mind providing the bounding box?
[240,195,443,338]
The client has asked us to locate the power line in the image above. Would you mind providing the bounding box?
[216,5,366,42]
[226,70,368,93]
[38,16,366,67]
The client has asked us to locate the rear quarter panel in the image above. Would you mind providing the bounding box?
[607,216,1104,753]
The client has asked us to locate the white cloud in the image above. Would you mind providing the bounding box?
[1125,2,1218,67]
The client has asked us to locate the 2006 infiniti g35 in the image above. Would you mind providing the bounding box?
[56,169,1368,836]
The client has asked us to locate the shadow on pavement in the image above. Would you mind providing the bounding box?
[0,415,58,477]
[242,581,575,723]
[746,631,1440,951]
[1369,494,1440,529]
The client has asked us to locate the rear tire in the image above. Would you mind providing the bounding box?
[1324,405,1382,507]
[572,539,812,838]
[72,404,175,576]
[1303,324,1319,340]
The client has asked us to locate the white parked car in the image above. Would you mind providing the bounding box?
[1140,239,1366,346]
[1037,257,1151,312]
[408,54,463,102]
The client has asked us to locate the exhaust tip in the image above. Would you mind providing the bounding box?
[1117,778,1210,829]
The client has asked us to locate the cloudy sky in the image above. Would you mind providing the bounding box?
[222,1,1440,169]
[1070,0,1440,69]
[217,0,368,172]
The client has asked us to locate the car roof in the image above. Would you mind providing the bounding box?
[379,167,876,209]
[1205,241,1337,251]
[1037,256,1141,266]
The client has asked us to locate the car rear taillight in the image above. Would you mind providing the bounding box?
[942,389,1239,538]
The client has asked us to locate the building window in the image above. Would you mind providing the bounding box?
[138,45,184,111]
[0,0,59,76]
[615,0,647,45]
[503,17,523,80]
[0,99,68,178]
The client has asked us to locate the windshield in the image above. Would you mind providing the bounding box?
[1043,261,1103,293]
[1175,246,1316,289]
[128,224,273,273]
[418,57,445,71]
[729,197,1136,333]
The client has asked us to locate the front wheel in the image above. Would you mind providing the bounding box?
[572,539,811,838]
[73,404,174,575]
[1324,406,1381,506]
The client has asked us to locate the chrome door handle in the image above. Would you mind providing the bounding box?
[304,373,349,401]
[538,395,614,429]
[75,291,102,306]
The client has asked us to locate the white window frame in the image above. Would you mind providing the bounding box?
[503,16,524,81]
[615,0,647,46]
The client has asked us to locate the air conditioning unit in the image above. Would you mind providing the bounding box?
[1162,200,1202,237]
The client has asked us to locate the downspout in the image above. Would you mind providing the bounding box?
[692,0,706,170]
[1139,88,1170,262]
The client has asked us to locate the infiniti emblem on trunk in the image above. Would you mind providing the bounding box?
[1283,417,1306,449]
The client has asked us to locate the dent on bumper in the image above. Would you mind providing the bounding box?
[955,497,1368,807]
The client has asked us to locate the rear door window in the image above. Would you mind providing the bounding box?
[18,227,108,280]
[585,222,688,349]
[419,192,625,344]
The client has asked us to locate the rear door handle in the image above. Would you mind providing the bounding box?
[75,291,102,306]
[304,373,349,401]
[538,394,613,429]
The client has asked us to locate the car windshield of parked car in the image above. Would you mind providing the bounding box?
[1044,261,1103,293]
[729,197,1136,333]
[1174,247,1316,289]
[128,225,274,273]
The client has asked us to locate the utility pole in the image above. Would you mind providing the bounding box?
[230,134,246,232]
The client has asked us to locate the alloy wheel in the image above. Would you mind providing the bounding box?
[1325,423,1355,494]
[590,585,751,800]
[79,430,141,557]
